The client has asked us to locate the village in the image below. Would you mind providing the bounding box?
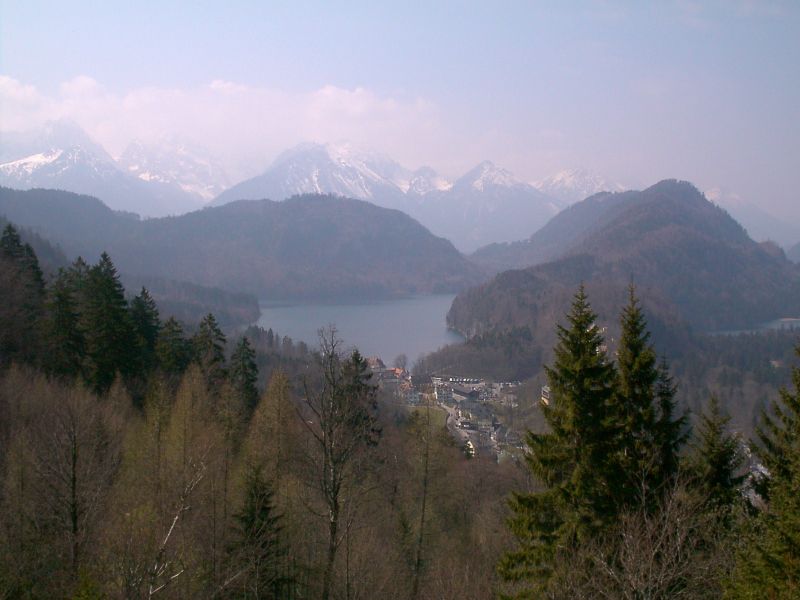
[367,357,526,460]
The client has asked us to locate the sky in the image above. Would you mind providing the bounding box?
[1,0,798,217]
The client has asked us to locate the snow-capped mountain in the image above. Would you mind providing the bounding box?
[213,142,416,207]
[534,168,626,205]
[407,166,452,196]
[0,119,113,164]
[458,161,523,192]
[0,120,207,217]
[119,138,230,202]
[406,161,560,252]
[705,186,800,249]
[213,145,561,252]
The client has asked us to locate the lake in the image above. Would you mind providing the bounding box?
[712,318,800,336]
[255,294,464,364]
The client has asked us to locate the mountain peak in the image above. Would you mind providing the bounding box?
[534,168,625,204]
[118,138,229,201]
[457,161,521,191]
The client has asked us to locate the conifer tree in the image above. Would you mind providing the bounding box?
[41,269,85,378]
[499,286,617,596]
[229,337,259,413]
[610,287,686,509]
[156,317,192,380]
[130,287,161,373]
[754,346,800,501]
[654,359,686,485]
[193,313,227,393]
[0,225,45,364]
[224,464,288,598]
[82,253,137,394]
[727,347,800,597]
[689,396,745,515]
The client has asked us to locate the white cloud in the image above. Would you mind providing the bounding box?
[0,75,446,179]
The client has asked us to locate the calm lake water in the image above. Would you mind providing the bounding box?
[256,295,464,364]
[714,318,800,336]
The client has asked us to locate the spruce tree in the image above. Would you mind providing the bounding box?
[689,396,746,516]
[727,347,800,597]
[0,224,29,261]
[226,464,288,598]
[754,346,800,501]
[193,313,227,393]
[499,286,617,596]
[130,287,161,372]
[82,253,137,394]
[41,269,86,378]
[155,317,191,380]
[610,287,686,509]
[0,225,45,365]
[229,336,259,412]
[654,359,686,486]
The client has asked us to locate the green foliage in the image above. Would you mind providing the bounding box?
[610,287,687,510]
[225,464,290,598]
[82,252,137,394]
[0,224,45,365]
[754,347,800,501]
[728,349,800,597]
[193,313,227,392]
[129,287,161,373]
[229,336,259,412]
[499,286,617,595]
[155,316,192,379]
[728,458,800,598]
[40,268,86,378]
[689,396,746,516]
[501,286,692,597]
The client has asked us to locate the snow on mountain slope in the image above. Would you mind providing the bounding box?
[212,142,414,207]
[212,147,561,252]
[407,167,452,195]
[119,138,229,202]
[534,168,625,205]
[0,121,206,217]
[0,150,64,177]
[460,161,522,192]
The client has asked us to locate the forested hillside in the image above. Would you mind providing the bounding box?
[4,222,800,598]
[0,223,517,598]
[451,180,800,337]
[471,189,637,271]
[0,187,482,300]
[0,207,259,326]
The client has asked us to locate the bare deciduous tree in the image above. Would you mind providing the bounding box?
[298,327,379,600]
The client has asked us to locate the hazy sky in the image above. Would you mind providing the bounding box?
[1,1,798,217]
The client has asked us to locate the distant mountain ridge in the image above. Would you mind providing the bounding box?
[213,143,559,252]
[0,120,223,217]
[449,180,800,343]
[0,187,482,301]
[118,138,230,201]
[705,186,800,249]
[471,190,637,271]
[533,168,626,205]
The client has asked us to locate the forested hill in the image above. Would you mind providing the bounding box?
[0,187,482,300]
[0,214,69,273]
[449,180,800,339]
[471,189,639,271]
